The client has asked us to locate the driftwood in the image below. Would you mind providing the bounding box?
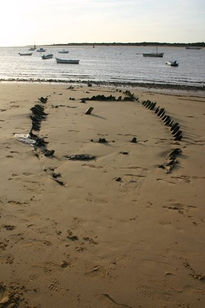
[85,107,94,115]
[130,137,137,143]
[65,154,96,161]
[38,97,48,104]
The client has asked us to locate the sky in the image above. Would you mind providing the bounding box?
[0,0,204,46]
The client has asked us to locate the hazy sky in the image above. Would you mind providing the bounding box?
[0,0,204,46]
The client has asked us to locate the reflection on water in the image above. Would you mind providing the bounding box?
[0,46,204,86]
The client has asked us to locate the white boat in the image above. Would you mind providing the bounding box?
[56,58,79,64]
[58,49,69,54]
[42,54,53,60]
[37,47,46,52]
[166,60,179,67]
[19,52,32,56]
[143,46,164,57]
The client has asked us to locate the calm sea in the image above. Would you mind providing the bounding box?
[0,46,204,87]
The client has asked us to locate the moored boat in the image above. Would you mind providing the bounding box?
[42,54,53,60]
[37,47,46,52]
[143,52,164,57]
[56,58,79,64]
[58,50,69,54]
[166,60,179,67]
[19,52,32,56]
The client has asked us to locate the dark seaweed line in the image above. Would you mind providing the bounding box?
[0,78,205,91]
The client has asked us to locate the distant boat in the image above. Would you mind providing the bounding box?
[19,52,32,56]
[185,46,201,50]
[143,46,164,57]
[29,44,36,51]
[42,54,53,60]
[37,47,46,52]
[58,49,69,54]
[166,60,179,67]
[56,58,79,64]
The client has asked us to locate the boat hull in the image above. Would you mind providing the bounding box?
[143,53,164,57]
[56,58,79,64]
[37,48,46,52]
[166,61,179,67]
[42,54,53,60]
[19,53,32,56]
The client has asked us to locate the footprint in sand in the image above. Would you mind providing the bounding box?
[121,166,148,171]
[82,163,103,169]
[48,280,59,292]
[156,178,176,184]
[75,246,87,253]
[83,236,98,245]
[85,265,105,277]
[67,229,79,241]
[99,293,132,308]
[163,203,184,214]
[0,240,9,250]
[163,202,197,217]
[5,255,14,264]
[2,225,16,231]
[124,173,146,178]
[7,200,28,206]
[171,175,191,183]
[172,175,205,183]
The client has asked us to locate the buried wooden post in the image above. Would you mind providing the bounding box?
[85,107,94,115]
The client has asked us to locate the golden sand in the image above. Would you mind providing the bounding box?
[0,82,205,307]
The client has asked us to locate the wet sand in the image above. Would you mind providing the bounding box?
[0,82,205,307]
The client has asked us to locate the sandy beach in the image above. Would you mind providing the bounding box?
[0,82,205,308]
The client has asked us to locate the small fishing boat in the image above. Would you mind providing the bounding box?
[42,54,53,60]
[56,58,79,64]
[19,52,32,56]
[166,60,179,67]
[37,47,46,52]
[58,49,69,54]
[143,46,164,57]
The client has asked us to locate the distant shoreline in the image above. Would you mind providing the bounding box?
[1,42,204,48]
[48,42,205,48]
[50,42,205,47]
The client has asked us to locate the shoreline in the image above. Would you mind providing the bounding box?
[0,78,205,93]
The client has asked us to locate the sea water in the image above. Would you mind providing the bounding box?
[0,46,204,87]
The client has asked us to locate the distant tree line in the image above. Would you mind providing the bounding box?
[51,42,205,47]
